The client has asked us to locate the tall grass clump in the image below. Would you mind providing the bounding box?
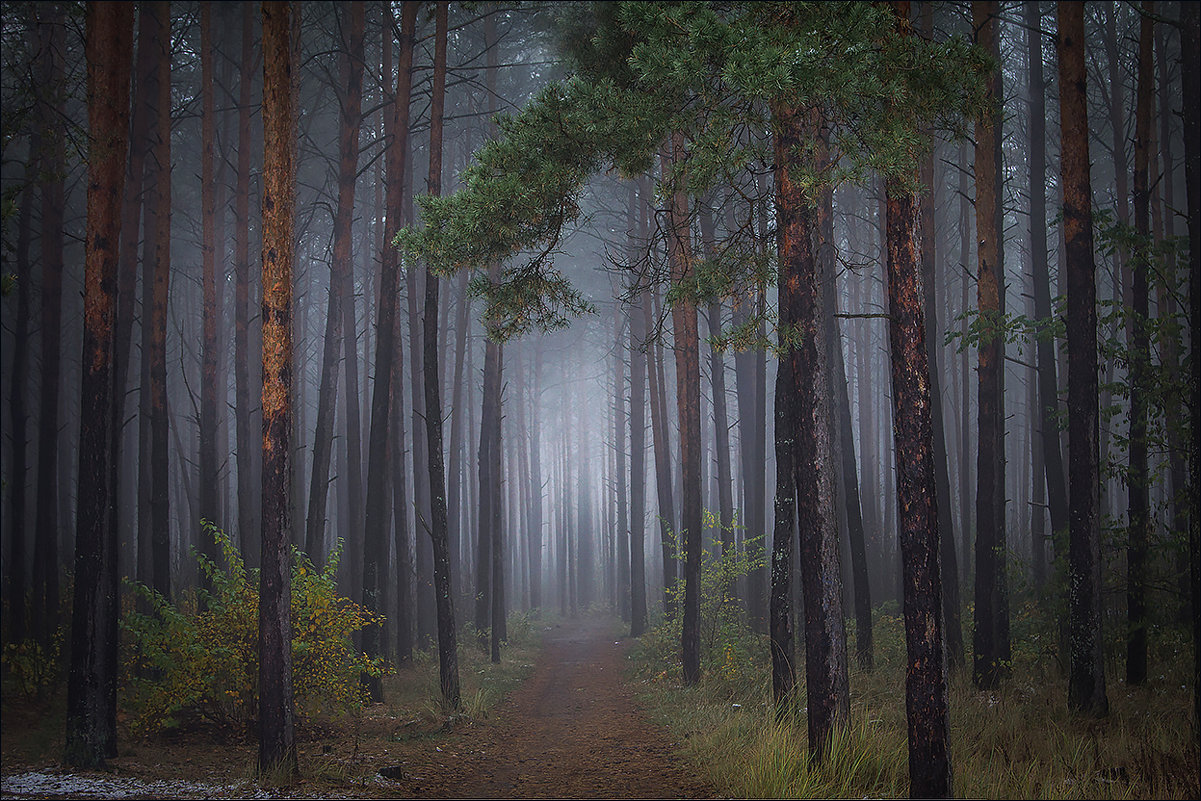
[630,585,1198,798]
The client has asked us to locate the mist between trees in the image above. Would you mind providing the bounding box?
[0,0,1197,795]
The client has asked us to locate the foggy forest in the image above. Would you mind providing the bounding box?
[0,1,1198,798]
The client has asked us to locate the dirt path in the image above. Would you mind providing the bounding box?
[1,616,712,799]
[391,617,712,798]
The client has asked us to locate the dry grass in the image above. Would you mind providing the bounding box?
[630,608,1199,799]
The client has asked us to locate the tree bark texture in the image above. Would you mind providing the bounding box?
[33,4,65,643]
[64,2,131,769]
[1057,0,1109,718]
[662,134,703,687]
[971,0,1010,691]
[305,0,364,565]
[422,0,461,712]
[1024,0,1069,586]
[886,167,953,797]
[257,0,298,775]
[1125,0,1153,688]
[773,102,849,762]
[361,0,412,702]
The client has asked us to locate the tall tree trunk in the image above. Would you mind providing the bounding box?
[1179,0,1201,741]
[628,188,649,637]
[257,0,298,776]
[306,1,364,565]
[1058,0,1109,718]
[660,135,703,687]
[137,0,172,604]
[234,2,260,568]
[490,340,506,663]
[699,205,735,564]
[198,1,221,580]
[957,140,973,593]
[884,9,954,787]
[769,326,798,709]
[886,163,954,799]
[773,103,849,761]
[422,0,461,712]
[529,350,544,612]
[1125,0,1153,688]
[112,0,154,610]
[65,2,130,768]
[32,4,65,643]
[614,304,631,622]
[6,168,32,645]
[646,279,676,617]
[818,180,872,672]
[361,0,415,703]
[971,0,1010,691]
[1154,15,1188,629]
[391,228,414,665]
[1024,0,1069,590]
[914,3,963,673]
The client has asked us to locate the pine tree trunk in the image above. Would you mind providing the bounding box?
[660,134,703,687]
[422,1,461,712]
[6,168,32,645]
[306,1,363,565]
[817,175,872,672]
[361,0,415,702]
[1125,0,1153,688]
[971,0,1010,691]
[64,4,131,769]
[1024,0,1069,589]
[257,0,298,776]
[198,1,220,580]
[234,2,260,568]
[1179,0,1201,740]
[33,4,65,643]
[614,303,631,621]
[1058,0,1109,718]
[773,103,849,761]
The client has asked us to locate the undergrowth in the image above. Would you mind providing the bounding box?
[629,595,1199,799]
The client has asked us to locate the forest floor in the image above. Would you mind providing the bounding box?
[1,615,714,799]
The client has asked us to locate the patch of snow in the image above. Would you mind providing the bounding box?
[1,771,269,799]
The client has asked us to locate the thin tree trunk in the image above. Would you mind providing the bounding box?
[1058,0,1109,718]
[198,1,221,580]
[1179,0,1201,742]
[143,0,172,604]
[422,1,461,712]
[234,2,259,568]
[1024,0,1069,590]
[818,180,873,672]
[1124,0,1153,688]
[361,0,415,703]
[306,1,363,565]
[6,167,32,645]
[628,187,649,637]
[64,4,131,769]
[33,4,65,643]
[971,0,1010,691]
[660,135,703,687]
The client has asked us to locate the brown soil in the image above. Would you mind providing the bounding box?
[384,617,711,798]
[1,617,714,799]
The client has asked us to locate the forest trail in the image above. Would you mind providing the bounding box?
[393,616,712,798]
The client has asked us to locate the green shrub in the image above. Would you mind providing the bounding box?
[120,522,388,737]
[632,510,767,690]
[1,630,62,698]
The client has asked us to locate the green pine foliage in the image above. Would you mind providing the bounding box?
[398,1,988,344]
[119,522,388,737]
